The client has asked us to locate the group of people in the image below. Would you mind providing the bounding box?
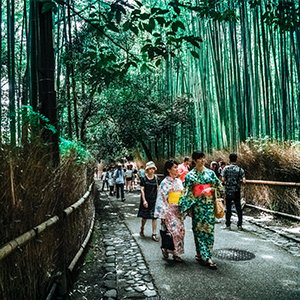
[136,151,245,269]
[100,163,145,202]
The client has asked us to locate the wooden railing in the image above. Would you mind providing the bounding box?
[245,179,300,187]
[0,182,95,300]
[0,184,94,261]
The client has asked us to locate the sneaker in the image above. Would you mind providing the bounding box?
[237,226,244,231]
[121,198,126,202]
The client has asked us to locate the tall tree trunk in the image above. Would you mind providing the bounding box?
[55,7,62,122]
[260,1,271,136]
[68,0,79,139]
[7,0,16,146]
[63,8,72,139]
[0,0,2,143]
[29,0,38,112]
[17,1,26,144]
[240,0,254,138]
[280,30,288,140]
[22,0,30,145]
[140,140,153,161]
[33,0,59,165]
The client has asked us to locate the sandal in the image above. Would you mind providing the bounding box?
[196,256,217,269]
[161,248,169,259]
[173,255,183,262]
[139,227,145,237]
[202,259,217,270]
[152,233,159,242]
[195,255,203,263]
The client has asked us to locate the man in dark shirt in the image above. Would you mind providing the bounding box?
[222,153,246,230]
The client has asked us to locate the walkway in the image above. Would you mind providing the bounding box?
[69,181,300,300]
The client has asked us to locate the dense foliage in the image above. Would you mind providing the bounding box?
[0,0,299,160]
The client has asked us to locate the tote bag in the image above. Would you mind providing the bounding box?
[160,230,174,250]
[214,198,225,219]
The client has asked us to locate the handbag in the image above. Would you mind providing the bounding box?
[214,198,225,218]
[160,229,175,250]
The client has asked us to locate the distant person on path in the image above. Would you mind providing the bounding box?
[177,157,192,182]
[132,169,138,190]
[107,167,115,196]
[210,161,220,178]
[101,168,109,191]
[155,160,185,262]
[137,161,159,242]
[179,151,222,269]
[125,164,134,192]
[138,165,145,179]
[221,153,246,230]
[218,161,226,179]
[114,163,126,202]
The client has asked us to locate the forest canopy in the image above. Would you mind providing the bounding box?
[0,0,299,162]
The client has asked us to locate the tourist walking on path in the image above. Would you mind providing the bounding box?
[177,157,192,182]
[210,161,220,179]
[218,161,226,179]
[125,164,134,192]
[155,160,185,262]
[138,165,145,179]
[107,166,115,196]
[179,151,222,269]
[137,161,159,241]
[221,153,246,230]
[114,163,126,202]
[101,168,109,191]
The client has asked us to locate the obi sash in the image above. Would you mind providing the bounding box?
[192,183,213,197]
[168,191,182,204]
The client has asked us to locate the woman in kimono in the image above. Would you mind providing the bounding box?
[154,160,185,262]
[179,151,222,269]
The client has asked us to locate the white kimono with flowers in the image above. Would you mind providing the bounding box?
[154,176,185,255]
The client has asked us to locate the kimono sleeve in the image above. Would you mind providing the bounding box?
[154,180,169,219]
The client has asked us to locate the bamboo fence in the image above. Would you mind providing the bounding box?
[0,183,95,300]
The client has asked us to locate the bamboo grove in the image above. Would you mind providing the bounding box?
[0,0,299,162]
[175,0,300,152]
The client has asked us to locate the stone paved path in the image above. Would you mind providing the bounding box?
[69,185,159,300]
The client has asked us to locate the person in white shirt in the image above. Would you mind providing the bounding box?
[114,164,126,202]
[125,164,134,192]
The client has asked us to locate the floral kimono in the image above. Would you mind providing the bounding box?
[179,167,222,260]
[154,176,185,256]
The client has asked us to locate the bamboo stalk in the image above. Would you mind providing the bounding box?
[246,179,300,187]
[64,186,92,215]
[246,203,300,222]
[68,208,95,272]
[9,157,16,206]
[0,229,36,260]
[45,271,62,300]
[0,216,59,261]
